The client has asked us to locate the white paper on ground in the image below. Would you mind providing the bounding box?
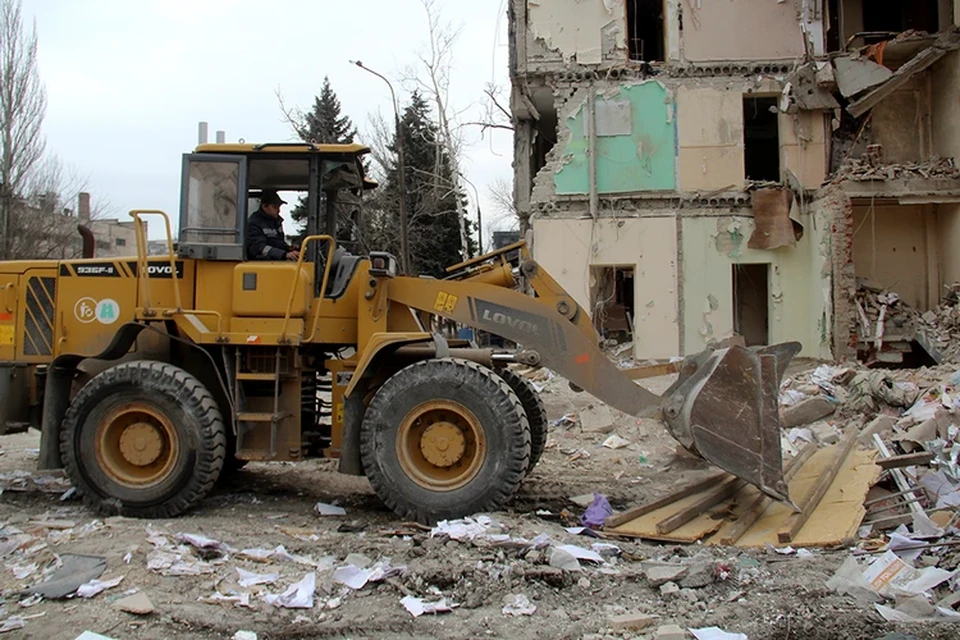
[875,603,914,622]
[689,627,749,640]
[236,568,279,588]
[897,566,955,596]
[76,575,124,598]
[176,533,225,550]
[198,592,252,608]
[861,550,917,597]
[502,593,537,616]
[430,516,495,541]
[264,572,315,609]
[400,595,458,617]
[888,533,924,562]
[314,502,346,516]
[554,544,604,564]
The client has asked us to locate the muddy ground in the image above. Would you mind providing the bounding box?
[0,364,954,639]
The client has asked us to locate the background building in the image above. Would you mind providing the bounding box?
[509,0,960,362]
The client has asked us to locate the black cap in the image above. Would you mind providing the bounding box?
[261,190,287,206]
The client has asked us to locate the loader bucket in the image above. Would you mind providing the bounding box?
[660,342,802,505]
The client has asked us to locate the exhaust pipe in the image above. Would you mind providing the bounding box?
[78,225,95,259]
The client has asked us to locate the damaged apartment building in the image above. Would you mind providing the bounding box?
[510,0,960,364]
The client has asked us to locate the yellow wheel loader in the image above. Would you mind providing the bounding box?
[0,143,798,523]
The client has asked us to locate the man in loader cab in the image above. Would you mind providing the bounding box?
[246,190,300,261]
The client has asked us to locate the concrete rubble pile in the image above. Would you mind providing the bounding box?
[856,281,960,364]
[782,361,960,620]
[834,155,960,182]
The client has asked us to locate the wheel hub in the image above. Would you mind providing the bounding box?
[96,403,178,487]
[118,422,163,466]
[420,422,466,467]
[396,400,486,491]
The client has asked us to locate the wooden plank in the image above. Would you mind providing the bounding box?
[719,443,818,546]
[876,451,935,470]
[848,32,960,118]
[777,431,859,543]
[873,434,927,520]
[603,472,729,529]
[656,476,745,534]
[622,362,681,380]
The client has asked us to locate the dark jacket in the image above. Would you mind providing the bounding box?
[246,208,291,260]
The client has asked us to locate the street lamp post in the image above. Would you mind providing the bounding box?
[350,60,409,274]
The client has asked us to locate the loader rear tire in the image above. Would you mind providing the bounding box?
[360,358,530,524]
[496,368,548,474]
[60,361,226,518]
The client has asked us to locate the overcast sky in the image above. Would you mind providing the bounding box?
[21,0,514,241]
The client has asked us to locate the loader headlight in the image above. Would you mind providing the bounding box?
[369,252,397,278]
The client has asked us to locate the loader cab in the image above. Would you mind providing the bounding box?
[177,143,374,258]
[176,142,378,297]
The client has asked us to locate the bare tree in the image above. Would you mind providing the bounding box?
[8,155,108,260]
[0,0,46,260]
[400,0,474,258]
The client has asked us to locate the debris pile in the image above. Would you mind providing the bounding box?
[834,155,960,182]
[854,281,960,364]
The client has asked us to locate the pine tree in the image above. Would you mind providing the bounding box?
[290,77,358,235]
[297,76,357,145]
[380,91,466,277]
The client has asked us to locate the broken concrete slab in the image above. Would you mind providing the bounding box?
[115,592,154,615]
[678,561,717,588]
[859,415,895,444]
[848,31,960,118]
[610,612,657,632]
[642,562,688,587]
[781,397,836,428]
[580,404,614,433]
[833,56,892,98]
[787,63,840,110]
[808,421,840,445]
[659,581,680,598]
[656,624,689,640]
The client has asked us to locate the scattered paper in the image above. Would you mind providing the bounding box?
[502,593,537,616]
[333,560,404,590]
[0,616,25,633]
[430,515,497,541]
[689,627,748,640]
[862,550,916,598]
[314,502,346,516]
[888,532,924,562]
[601,434,630,449]
[236,568,279,588]
[264,573,315,609]
[176,532,226,550]
[11,563,38,580]
[554,544,604,564]
[198,592,252,608]
[400,595,458,617]
[77,575,124,598]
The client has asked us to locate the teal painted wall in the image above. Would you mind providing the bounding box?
[554,82,677,194]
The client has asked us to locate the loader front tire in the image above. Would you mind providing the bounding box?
[60,361,226,518]
[496,368,548,474]
[360,358,530,524]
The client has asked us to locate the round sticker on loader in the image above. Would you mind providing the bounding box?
[74,297,97,324]
[95,299,120,325]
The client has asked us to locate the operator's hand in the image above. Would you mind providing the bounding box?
[285,250,300,261]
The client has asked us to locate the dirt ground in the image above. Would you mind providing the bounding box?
[0,365,954,640]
